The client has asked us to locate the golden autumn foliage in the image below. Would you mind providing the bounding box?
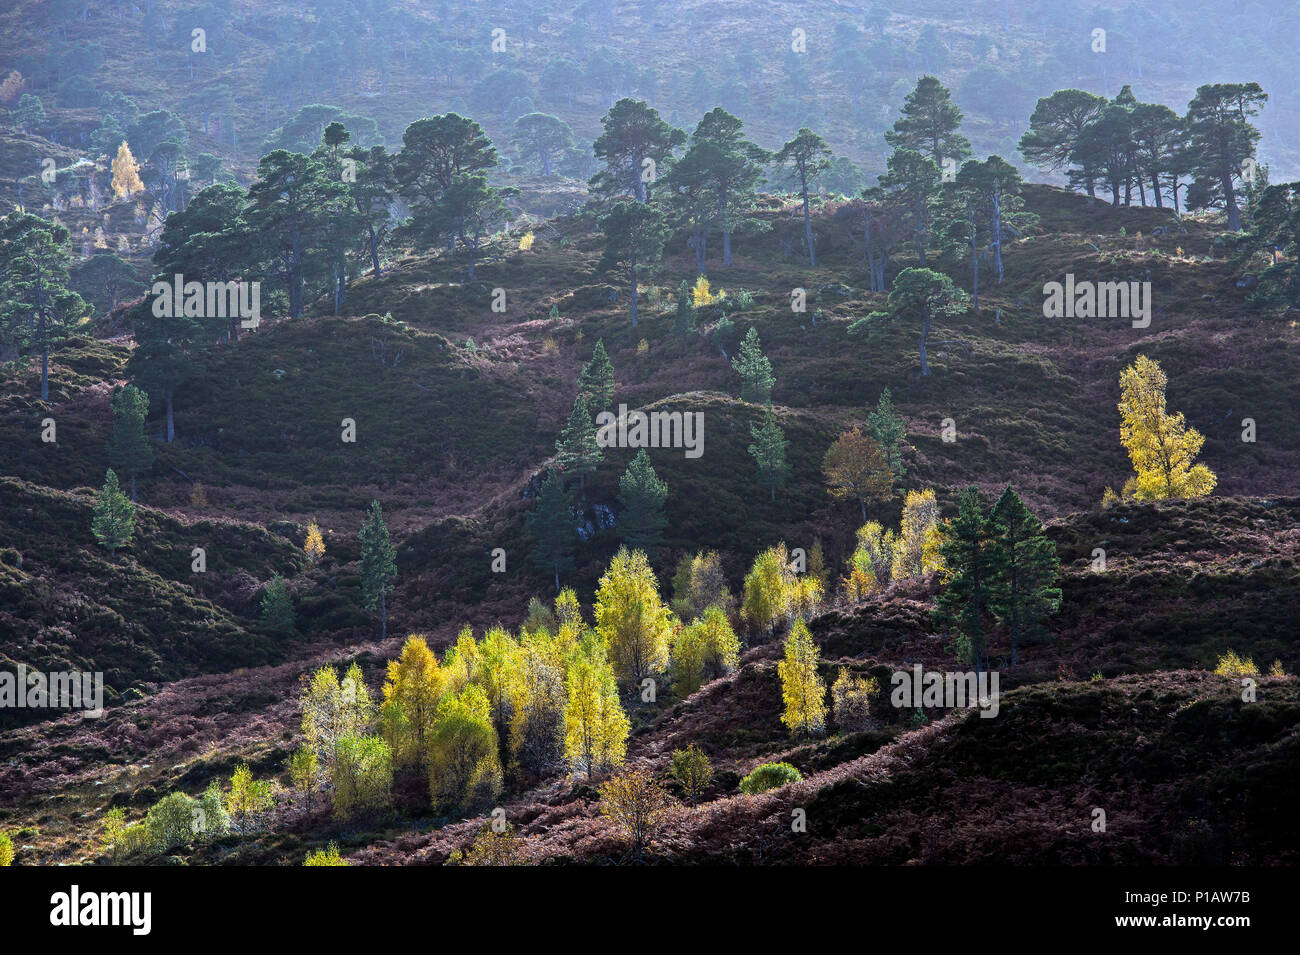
[518,230,535,251]
[594,547,672,688]
[778,620,827,736]
[890,488,946,580]
[692,274,721,307]
[563,639,629,779]
[304,521,325,563]
[1118,355,1216,500]
[111,142,144,199]
[380,635,444,768]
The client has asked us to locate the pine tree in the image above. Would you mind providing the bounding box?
[934,487,997,675]
[106,384,153,502]
[868,388,907,482]
[617,449,668,552]
[748,405,789,501]
[91,468,135,556]
[774,128,833,265]
[111,141,144,198]
[259,573,295,634]
[577,339,616,412]
[988,487,1062,666]
[732,327,774,403]
[358,500,397,639]
[1117,355,1216,500]
[778,619,827,736]
[555,395,603,495]
[884,75,971,169]
[526,470,576,592]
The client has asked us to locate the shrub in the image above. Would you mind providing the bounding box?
[739,762,803,795]
[599,767,676,857]
[196,781,230,839]
[463,822,524,866]
[143,791,200,851]
[260,574,295,634]
[0,831,12,866]
[100,807,126,859]
[669,744,713,806]
[304,842,348,866]
[1214,649,1259,677]
[330,734,393,820]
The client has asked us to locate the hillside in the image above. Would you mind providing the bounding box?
[1,181,1298,869]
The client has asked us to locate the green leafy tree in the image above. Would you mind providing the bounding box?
[774,128,832,265]
[848,267,969,377]
[988,487,1062,666]
[0,212,90,400]
[260,573,295,635]
[91,468,135,557]
[617,448,669,552]
[732,327,774,403]
[106,384,153,501]
[934,487,997,675]
[867,387,906,482]
[748,405,789,501]
[884,75,971,169]
[577,339,616,412]
[689,108,770,266]
[599,200,670,326]
[513,112,575,176]
[1019,89,1109,197]
[1184,82,1267,231]
[878,147,941,267]
[359,500,397,639]
[670,744,713,806]
[555,395,603,495]
[526,469,576,591]
[590,98,685,204]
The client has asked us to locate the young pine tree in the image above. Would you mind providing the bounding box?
[526,469,576,592]
[867,387,907,482]
[555,395,603,495]
[748,405,789,501]
[577,339,616,412]
[617,448,669,552]
[358,500,397,639]
[934,487,997,675]
[732,327,774,403]
[106,384,153,501]
[91,468,135,556]
[988,487,1061,666]
[260,573,295,635]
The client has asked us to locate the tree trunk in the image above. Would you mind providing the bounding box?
[130,473,137,501]
[801,176,815,267]
[165,394,175,443]
[629,261,638,326]
[918,310,932,376]
[380,591,387,640]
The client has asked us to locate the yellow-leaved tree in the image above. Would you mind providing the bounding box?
[380,635,444,768]
[594,547,673,690]
[891,488,945,580]
[1117,355,1216,500]
[111,142,143,199]
[778,619,827,736]
[304,521,325,563]
[742,543,793,635]
[563,636,629,779]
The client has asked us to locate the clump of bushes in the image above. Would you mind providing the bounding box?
[1214,649,1259,677]
[304,843,349,866]
[739,762,803,795]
